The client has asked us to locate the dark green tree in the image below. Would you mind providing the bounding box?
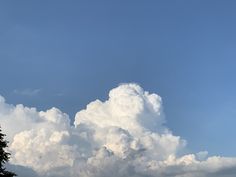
[0,127,16,177]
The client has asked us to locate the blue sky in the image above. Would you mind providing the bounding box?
[1,0,236,157]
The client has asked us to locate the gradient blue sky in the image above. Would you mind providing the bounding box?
[1,1,236,157]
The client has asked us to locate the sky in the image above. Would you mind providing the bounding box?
[1,1,236,176]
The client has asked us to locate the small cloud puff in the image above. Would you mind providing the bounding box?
[0,83,235,177]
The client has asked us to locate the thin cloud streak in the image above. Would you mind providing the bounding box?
[13,88,41,96]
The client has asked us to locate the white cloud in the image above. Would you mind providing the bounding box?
[0,83,236,177]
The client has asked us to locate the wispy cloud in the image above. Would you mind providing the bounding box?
[13,88,41,96]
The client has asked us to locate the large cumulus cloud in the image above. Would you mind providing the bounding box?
[0,83,236,177]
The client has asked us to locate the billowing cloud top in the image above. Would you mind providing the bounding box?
[1,83,236,177]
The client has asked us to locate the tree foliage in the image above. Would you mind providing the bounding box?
[0,127,16,177]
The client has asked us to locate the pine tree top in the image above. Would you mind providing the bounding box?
[0,127,16,177]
